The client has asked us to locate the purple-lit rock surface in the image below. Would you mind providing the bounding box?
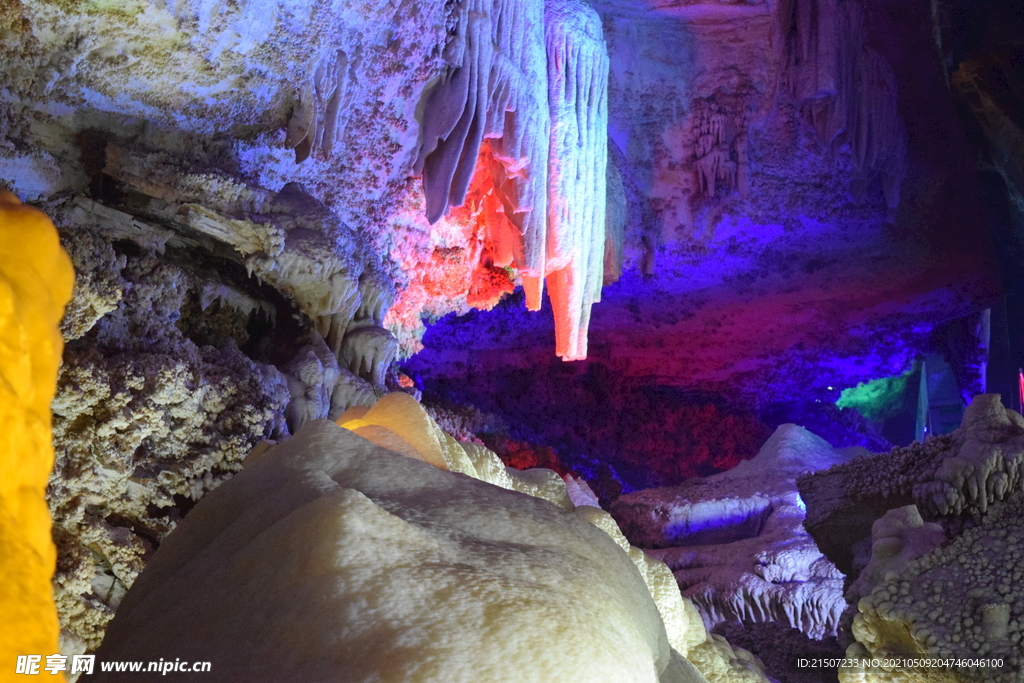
[611,424,862,640]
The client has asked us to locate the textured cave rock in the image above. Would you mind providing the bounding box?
[798,394,1024,578]
[611,424,858,641]
[843,505,946,608]
[48,226,292,652]
[794,395,1024,683]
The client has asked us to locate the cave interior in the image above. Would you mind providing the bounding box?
[2,0,1024,681]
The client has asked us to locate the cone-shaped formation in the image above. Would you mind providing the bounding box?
[417,0,609,361]
[543,0,608,360]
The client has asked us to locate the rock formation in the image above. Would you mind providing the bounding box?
[612,424,857,640]
[49,228,292,652]
[95,399,769,683]
[799,394,1024,575]
[410,0,997,408]
[417,0,610,360]
[842,490,1024,683]
[797,395,1024,683]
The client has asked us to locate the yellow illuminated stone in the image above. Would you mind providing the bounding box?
[0,191,74,674]
[336,392,449,470]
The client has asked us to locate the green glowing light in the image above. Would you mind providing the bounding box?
[836,369,913,423]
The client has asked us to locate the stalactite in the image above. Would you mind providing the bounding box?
[774,0,906,212]
[287,49,354,163]
[416,0,609,361]
[604,147,626,286]
[543,0,609,361]
[416,0,550,311]
[340,323,400,388]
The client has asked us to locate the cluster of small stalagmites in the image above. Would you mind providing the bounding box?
[47,228,291,652]
[845,490,1024,683]
[803,395,1024,522]
[845,505,946,605]
[802,434,955,503]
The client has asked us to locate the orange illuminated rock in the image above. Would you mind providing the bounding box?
[336,392,450,470]
[0,191,74,673]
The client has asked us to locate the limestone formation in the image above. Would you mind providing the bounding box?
[774,0,906,212]
[795,396,1024,683]
[286,49,355,163]
[845,506,946,605]
[799,394,1024,578]
[48,227,292,651]
[612,425,855,641]
[0,1,1009,680]
[100,146,390,367]
[95,413,769,683]
[841,491,1024,683]
[417,0,609,360]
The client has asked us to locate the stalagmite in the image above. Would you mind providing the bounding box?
[95,388,769,683]
[417,0,609,360]
[612,425,856,640]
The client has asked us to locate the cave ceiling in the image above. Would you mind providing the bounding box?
[0,0,1009,406]
[411,0,1002,404]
